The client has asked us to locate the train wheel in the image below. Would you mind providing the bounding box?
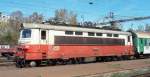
[15,58,26,68]
[66,59,72,64]
[79,58,85,64]
[29,61,37,67]
[96,57,102,62]
[75,58,85,64]
[59,59,67,65]
[130,56,136,60]
[113,57,118,61]
[117,56,123,61]
[47,59,57,66]
[63,59,68,65]
[104,57,111,62]
[122,56,128,60]
[16,61,22,68]
[70,58,79,64]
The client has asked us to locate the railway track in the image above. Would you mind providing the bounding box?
[0,56,15,66]
[0,55,149,67]
[74,68,150,77]
[0,58,149,77]
[73,64,150,77]
[0,62,15,66]
[133,73,150,77]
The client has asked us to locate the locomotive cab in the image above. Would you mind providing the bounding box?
[19,29,32,44]
[15,28,33,65]
[17,27,46,53]
[15,24,50,67]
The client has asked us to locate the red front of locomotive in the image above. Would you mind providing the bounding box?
[15,28,48,61]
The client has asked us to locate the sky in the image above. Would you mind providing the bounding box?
[0,0,150,30]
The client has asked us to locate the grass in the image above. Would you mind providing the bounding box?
[110,67,150,77]
[73,67,150,77]
[108,63,121,68]
[111,72,130,77]
[37,75,42,77]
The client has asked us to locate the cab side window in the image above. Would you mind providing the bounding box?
[149,39,150,46]
[128,36,131,42]
[41,30,46,40]
[65,31,73,35]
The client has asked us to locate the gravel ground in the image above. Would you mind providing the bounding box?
[0,59,150,77]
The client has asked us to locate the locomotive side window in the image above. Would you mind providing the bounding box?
[107,34,112,37]
[22,29,31,38]
[55,36,125,45]
[148,39,150,46]
[41,30,46,40]
[65,31,73,35]
[145,40,147,46]
[96,33,102,36]
[88,32,95,36]
[75,31,83,35]
[113,34,119,37]
[128,36,131,42]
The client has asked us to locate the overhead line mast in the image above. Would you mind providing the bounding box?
[98,12,150,29]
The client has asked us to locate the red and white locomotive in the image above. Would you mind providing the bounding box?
[15,23,134,67]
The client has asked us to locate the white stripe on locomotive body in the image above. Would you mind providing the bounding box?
[23,23,131,35]
[19,23,133,46]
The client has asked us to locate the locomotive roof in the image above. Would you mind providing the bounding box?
[22,23,131,35]
[135,32,150,38]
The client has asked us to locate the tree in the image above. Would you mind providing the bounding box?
[145,24,150,32]
[68,11,77,25]
[0,21,9,36]
[52,9,78,25]
[82,21,96,27]
[9,10,24,32]
[10,11,23,22]
[26,12,43,23]
[0,11,44,45]
[0,21,17,45]
[55,9,67,24]
[0,10,24,45]
[136,25,145,32]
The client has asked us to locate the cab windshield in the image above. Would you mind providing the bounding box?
[21,29,31,38]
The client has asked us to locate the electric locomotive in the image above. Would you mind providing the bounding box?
[15,23,135,67]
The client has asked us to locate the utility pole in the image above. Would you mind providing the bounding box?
[0,12,2,17]
[106,12,118,29]
[81,15,85,25]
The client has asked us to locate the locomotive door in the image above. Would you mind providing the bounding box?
[40,29,49,59]
[40,30,48,44]
[139,38,144,53]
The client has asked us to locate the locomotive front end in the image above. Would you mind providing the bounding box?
[15,28,32,67]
